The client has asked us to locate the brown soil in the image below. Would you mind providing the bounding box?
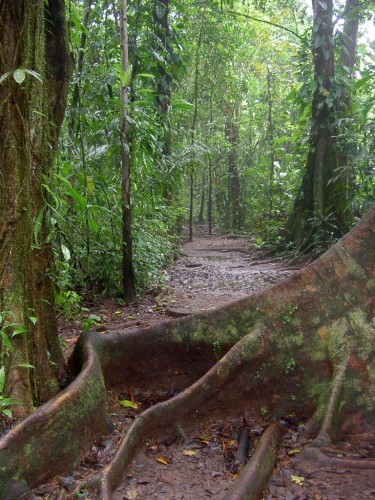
[23,227,375,499]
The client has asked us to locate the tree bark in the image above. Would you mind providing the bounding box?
[120,0,136,302]
[0,207,373,495]
[287,0,354,251]
[337,0,360,213]
[0,0,70,412]
[225,104,243,230]
[153,0,173,202]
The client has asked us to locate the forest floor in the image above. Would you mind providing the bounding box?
[25,226,375,499]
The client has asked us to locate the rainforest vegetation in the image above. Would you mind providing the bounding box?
[0,0,374,498]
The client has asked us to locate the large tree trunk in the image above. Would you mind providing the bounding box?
[0,0,70,413]
[287,0,355,251]
[0,207,373,497]
[94,205,375,496]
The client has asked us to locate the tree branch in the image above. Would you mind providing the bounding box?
[226,10,303,40]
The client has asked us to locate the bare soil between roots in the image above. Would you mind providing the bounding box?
[10,227,375,499]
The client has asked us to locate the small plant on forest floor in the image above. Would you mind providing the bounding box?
[0,367,21,419]
[261,405,268,416]
[212,340,221,359]
[55,290,82,318]
[81,314,101,332]
[285,357,296,374]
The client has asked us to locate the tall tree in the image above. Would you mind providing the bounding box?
[287,0,361,251]
[0,0,70,414]
[120,0,136,301]
[153,0,172,163]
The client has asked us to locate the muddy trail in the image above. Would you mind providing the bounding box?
[24,227,375,499]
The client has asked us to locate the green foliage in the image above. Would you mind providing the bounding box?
[0,365,21,419]
[49,0,374,305]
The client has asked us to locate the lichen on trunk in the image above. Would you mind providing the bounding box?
[0,0,70,413]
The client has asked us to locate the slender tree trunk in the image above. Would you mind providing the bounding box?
[68,0,93,142]
[0,0,70,413]
[188,23,204,242]
[267,68,275,217]
[198,172,205,224]
[225,104,243,231]
[208,96,214,236]
[120,0,136,302]
[189,172,194,242]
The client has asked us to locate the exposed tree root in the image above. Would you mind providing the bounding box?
[298,446,375,469]
[0,207,373,499]
[220,423,281,500]
[310,355,350,447]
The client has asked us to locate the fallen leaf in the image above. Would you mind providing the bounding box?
[182,449,197,456]
[114,311,121,314]
[155,456,168,465]
[124,488,138,499]
[288,447,302,455]
[199,434,211,442]
[291,475,304,485]
[119,399,138,409]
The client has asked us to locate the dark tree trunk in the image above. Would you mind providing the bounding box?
[120,0,136,302]
[0,0,70,412]
[198,172,206,224]
[208,159,213,236]
[225,104,243,231]
[189,171,194,242]
[287,0,353,251]
[267,68,276,217]
[337,0,360,211]
[68,0,93,142]
[153,0,172,202]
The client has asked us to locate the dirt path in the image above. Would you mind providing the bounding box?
[28,228,374,499]
[157,225,296,314]
[60,226,296,350]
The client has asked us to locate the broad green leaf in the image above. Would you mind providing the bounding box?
[34,207,45,246]
[13,68,26,84]
[61,244,71,261]
[66,185,87,211]
[17,363,35,369]
[28,316,38,325]
[119,399,138,409]
[2,408,12,418]
[137,73,156,79]
[172,100,193,111]
[54,173,71,186]
[1,332,11,349]
[87,216,99,234]
[12,326,27,336]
